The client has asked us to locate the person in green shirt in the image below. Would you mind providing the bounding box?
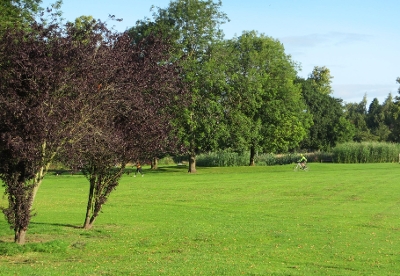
[298,154,307,169]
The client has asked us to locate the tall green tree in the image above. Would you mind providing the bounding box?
[388,79,400,142]
[367,98,382,131]
[297,76,354,150]
[388,101,400,142]
[397,77,400,93]
[366,98,391,141]
[0,0,42,30]
[308,66,333,95]
[128,0,229,173]
[382,93,395,128]
[223,31,311,165]
[68,15,96,43]
[344,95,376,142]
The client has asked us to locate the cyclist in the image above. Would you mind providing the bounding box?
[298,154,307,169]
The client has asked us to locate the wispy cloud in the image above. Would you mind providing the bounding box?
[280,32,372,48]
[332,83,399,104]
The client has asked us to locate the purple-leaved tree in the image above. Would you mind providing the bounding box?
[0,20,95,243]
[57,24,188,229]
[0,16,187,242]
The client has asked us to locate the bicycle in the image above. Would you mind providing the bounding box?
[293,162,309,171]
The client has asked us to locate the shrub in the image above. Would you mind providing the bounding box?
[196,151,318,167]
[196,151,249,167]
[163,142,400,168]
[157,156,176,166]
[332,142,400,163]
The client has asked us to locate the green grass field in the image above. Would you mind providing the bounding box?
[1,163,400,275]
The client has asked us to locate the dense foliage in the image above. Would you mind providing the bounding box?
[194,141,399,167]
[223,31,311,164]
[297,75,354,151]
[0,0,42,30]
[0,20,93,243]
[0,15,187,240]
[345,93,400,143]
[332,142,400,163]
[57,22,188,230]
[129,0,230,173]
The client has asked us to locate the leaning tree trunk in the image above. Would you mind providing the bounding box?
[85,216,97,230]
[29,141,56,211]
[83,167,124,229]
[29,165,45,211]
[249,146,256,166]
[83,177,96,229]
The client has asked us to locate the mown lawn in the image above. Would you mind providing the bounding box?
[1,163,400,275]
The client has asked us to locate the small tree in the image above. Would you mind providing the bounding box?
[0,19,96,243]
[57,28,188,229]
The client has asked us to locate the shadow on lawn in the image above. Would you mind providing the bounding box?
[140,165,190,174]
[30,221,82,229]
[50,165,195,177]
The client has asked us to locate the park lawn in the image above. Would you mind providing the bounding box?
[0,163,400,275]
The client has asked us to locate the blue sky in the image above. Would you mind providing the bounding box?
[40,0,400,105]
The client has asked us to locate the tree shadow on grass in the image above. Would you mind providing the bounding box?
[30,221,82,229]
[143,165,189,174]
[50,165,193,176]
[48,169,84,176]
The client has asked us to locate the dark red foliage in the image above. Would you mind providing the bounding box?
[0,18,188,239]
[0,22,90,242]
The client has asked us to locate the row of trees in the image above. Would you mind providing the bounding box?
[345,88,400,143]
[129,1,313,171]
[1,0,399,244]
[128,1,382,168]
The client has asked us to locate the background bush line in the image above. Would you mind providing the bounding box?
[332,142,400,163]
[48,142,400,171]
[193,151,330,167]
[169,142,400,167]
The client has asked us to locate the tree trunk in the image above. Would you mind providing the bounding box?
[249,146,256,166]
[29,166,44,211]
[188,154,196,173]
[151,157,158,170]
[15,228,27,245]
[29,141,54,211]
[83,179,95,229]
[88,216,97,229]
[84,216,96,230]
[83,218,91,229]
